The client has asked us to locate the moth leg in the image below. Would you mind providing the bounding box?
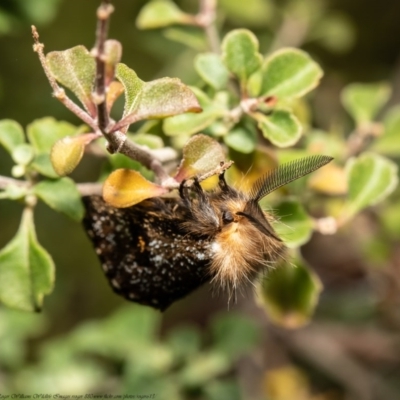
[218,171,229,191]
[179,180,192,208]
[192,178,208,203]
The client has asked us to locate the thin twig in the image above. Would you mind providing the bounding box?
[31,26,99,131]
[197,0,220,53]
[345,122,383,159]
[0,176,27,189]
[93,2,114,132]
[0,175,102,196]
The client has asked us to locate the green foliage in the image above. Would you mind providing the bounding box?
[341,82,391,125]
[47,46,96,113]
[222,29,263,85]
[0,305,259,397]
[259,48,323,99]
[0,208,55,312]
[344,152,398,219]
[257,260,322,328]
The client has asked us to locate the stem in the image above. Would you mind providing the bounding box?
[197,0,220,53]
[31,26,98,131]
[346,122,383,159]
[93,1,114,132]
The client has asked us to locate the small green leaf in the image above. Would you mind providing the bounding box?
[174,134,226,182]
[166,326,201,361]
[221,29,262,85]
[11,144,34,166]
[46,45,96,114]
[163,89,225,136]
[211,313,259,361]
[163,28,207,51]
[257,260,322,328]
[34,178,84,221]
[273,200,313,248]
[116,63,144,118]
[27,118,78,154]
[260,48,323,99]
[103,169,168,208]
[136,0,194,29]
[0,119,25,154]
[219,0,273,26]
[163,108,221,136]
[372,105,400,155]
[0,184,28,200]
[115,78,202,130]
[195,53,229,90]
[257,110,302,147]
[344,153,398,217]
[27,118,79,178]
[311,13,356,53]
[223,127,256,154]
[137,78,202,119]
[341,82,391,125]
[131,133,164,149]
[0,208,55,312]
[180,352,230,388]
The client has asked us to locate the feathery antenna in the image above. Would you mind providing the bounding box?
[250,155,333,201]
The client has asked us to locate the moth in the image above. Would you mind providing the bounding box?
[83,155,333,311]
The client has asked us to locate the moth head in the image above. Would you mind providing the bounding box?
[217,155,334,240]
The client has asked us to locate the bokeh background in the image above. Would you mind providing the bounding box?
[0,0,400,399]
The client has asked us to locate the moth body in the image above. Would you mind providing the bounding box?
[83,155,333,310]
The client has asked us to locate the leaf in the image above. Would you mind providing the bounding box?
[27,118,79,178]
[163,88,226,136]
[103,169,168,208]
[115,77,202,130]
[180,352,231,388]
[166,326,201,362]
[163,108,222,136]
[136,0,194,29]
[0,208,55,312]
[257,110,302,147]
[46,45,96,114]
[372,105,400,155]
[211,313,259,361]
[257,260,322,328]
[341,82,391,125]
[223,127,256,154]
[51,133,98,176]
[174,134,226,182]
[0,184,28,200]
[0,119,25,154]
[308,162,348,195]
[219,0,273,27]
[34,178,85,221]
[163,27,207,51]
[344,152,398,218]
[11,144,34,166]
[221,29,262,84]
[115,63,144,118]
[260,48,323,99]
[273,200,313,248]
[195,53,229,90]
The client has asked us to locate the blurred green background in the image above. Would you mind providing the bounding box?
[0,0,400,399]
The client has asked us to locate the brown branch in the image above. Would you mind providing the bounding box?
[93,2,114,132]
[0,176,27,189]
[345,122,383,159]
[31,26,98,132]
[196,0,220,54]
